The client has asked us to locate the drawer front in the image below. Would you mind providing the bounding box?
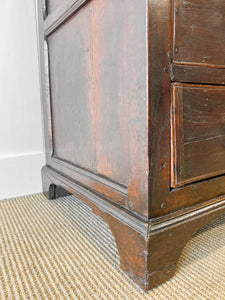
[171,83,225,187]
[173,0,225,66]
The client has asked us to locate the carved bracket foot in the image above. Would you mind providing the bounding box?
[41,165,225,291]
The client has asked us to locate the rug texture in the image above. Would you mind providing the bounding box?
[1,193,225,299]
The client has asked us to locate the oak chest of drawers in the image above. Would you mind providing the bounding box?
[37,0,225,290]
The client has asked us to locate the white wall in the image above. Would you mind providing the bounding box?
[0,0,45,200]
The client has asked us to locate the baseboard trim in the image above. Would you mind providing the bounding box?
[0,152,45,200]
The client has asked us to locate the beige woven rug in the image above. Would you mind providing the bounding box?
[1,194,225,299]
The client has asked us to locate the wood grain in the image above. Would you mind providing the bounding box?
[172,84,225,187]
[173,0,225,66]
[148,0,172,217]
[46,0,149,216]
[38,0,225,291]
[171,63,225,86]
[42,166,225,291]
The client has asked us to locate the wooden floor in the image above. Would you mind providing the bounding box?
[0,193,225,299]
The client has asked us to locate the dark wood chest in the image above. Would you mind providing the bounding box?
[37,0,225,290]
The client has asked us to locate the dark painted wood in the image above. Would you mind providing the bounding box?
[148,0,172,217]
[171,63,225,86]
[183,85,225,143]
[37,0,225,291]
[172,84,225,187]
[171,176,225,212]
[173,0,225,66]
[51,157,128,206]
[46,0,149,216]
[147,199,225,290]
[42,166,225,291]
[49,183,72,200]
[171,84,184,189]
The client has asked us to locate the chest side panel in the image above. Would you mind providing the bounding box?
[41,0,149,217]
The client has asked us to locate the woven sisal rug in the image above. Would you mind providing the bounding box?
[1,194,225,299]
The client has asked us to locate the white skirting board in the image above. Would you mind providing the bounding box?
[0,152,45,200]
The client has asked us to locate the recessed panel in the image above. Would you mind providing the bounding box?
[48,0,148,187]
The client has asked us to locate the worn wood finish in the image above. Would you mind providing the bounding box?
[171,63,225,86]
[171,175,225,212]
[42,167,225,290]
[173,0,225,66]
[51,157,128,206]
[46,0,149,216]
[42,166,149,288]
[172,84,225,187]
[37,0,225,291]
[148,0,172,218]
[147,198,225,290]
